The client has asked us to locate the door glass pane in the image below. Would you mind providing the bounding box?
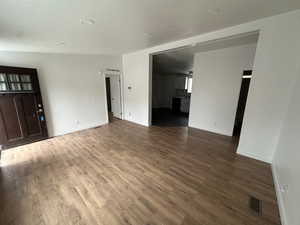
[0,74,6,82]
[9,74,20,82]
[21,75,31,82]
[22,83,33,91]
[11,83,22,91]
[0,83,7,91]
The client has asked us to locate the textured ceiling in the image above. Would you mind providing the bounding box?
[0,0,299,55]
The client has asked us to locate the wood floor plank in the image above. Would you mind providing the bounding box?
[0,120,281,225]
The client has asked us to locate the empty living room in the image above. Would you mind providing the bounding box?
[1,1,300,225]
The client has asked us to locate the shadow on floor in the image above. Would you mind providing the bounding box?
[152,108,189,127]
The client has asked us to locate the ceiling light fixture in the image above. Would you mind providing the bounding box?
[80,18,96,25]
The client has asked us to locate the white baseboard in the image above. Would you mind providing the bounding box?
[237,151,272,164]
[272,164,288,225]
[187,125,232,137]
[124,119,149,127]
[51,121,108,138]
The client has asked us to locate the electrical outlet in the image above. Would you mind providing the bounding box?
[129,112,132,117]
[75,120,80,126]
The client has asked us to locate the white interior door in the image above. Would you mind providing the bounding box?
[109,75,122,119]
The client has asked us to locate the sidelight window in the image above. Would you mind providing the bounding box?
[185,77,193,93]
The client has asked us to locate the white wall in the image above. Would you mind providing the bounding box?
[237,12,300,163]
[122,53,150,126]
[272,73,300,225]
[0,51,121,136]
[189,44,256,136]
[122,10,300,164]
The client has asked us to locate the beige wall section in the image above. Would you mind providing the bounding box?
[189,43,256,136]
[0,51,122,137]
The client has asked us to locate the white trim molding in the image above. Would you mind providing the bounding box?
[272,164,288,225]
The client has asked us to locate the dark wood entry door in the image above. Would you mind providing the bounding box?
[0,95,24,144]
[0,66,48,150]
[18,94,43,137]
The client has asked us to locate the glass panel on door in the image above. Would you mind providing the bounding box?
[0,83,7,91]
[20,75,31,82]
[11,83,22,91]
[0,73,6,82]
[9,74,20,82]
[22,83,33,91]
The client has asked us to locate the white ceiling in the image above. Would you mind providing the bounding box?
[153,33,258,74]
[0,0,299,55]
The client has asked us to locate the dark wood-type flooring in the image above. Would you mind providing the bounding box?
[0,120,281,225]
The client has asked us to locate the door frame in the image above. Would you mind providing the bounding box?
[102,69,124,123]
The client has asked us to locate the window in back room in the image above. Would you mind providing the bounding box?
[151,49,194,127]
[185,76,193,93]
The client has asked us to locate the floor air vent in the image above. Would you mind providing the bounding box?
[249,196,262,215]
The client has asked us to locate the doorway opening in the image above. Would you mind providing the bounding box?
[104,70,122,123]
[105,77,112,121]
[151,50,193,127]
[233,70,252,139]
[148,31,259,148]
